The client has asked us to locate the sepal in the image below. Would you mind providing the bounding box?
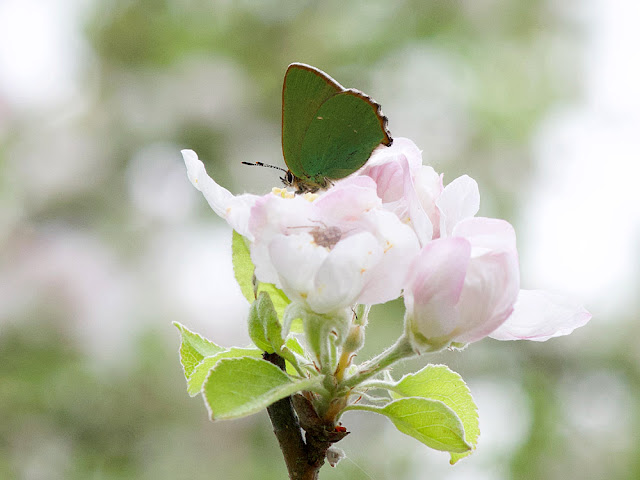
[283,303,350,373]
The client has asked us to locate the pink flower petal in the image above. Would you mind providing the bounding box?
[453,217,517,254]
[489,290,592,341]
[406,238,471,340]
[359,137,423,203]
[454,250,519,343]
[314,176,381,222]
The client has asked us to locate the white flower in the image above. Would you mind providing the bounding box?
[182,149,420,315]
[183,145,590,341]
[248,176,420,314]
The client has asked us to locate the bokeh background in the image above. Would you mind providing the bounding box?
[1,0,639,479]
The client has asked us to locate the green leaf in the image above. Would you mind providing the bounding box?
[231,230,255,304]
[231,231,292,320]
[347,398,471,454]
[393,364,479,464]
[203,357,321,420]
[248,292,283,354]
[173,322,224,380]
[285,336,304,356]
[257,283,291,322]
[187,348,263,396]
[282,337,305,375]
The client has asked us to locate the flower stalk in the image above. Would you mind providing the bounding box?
[339,334,415,391]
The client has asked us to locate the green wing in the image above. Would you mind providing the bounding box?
[299,90,391,181]
[282,63,392,190]
[282,63,342,180]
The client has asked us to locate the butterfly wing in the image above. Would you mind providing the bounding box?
[282,63,342,181]
[299,89,392,182]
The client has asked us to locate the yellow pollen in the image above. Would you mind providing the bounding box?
[300,292,308,299]
[384,241,393,253]
[302,192,318,202]
[272,187,295,199]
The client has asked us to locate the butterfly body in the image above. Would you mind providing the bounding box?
[282,63,392,193]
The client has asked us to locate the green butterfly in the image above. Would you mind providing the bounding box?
[282,63,392,193]
[247,63,393,193]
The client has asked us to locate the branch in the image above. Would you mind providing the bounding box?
[263,353,348,480]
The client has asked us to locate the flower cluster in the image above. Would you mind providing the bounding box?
[182,138,590,352]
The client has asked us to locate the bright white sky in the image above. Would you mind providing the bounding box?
[0,0,637,321]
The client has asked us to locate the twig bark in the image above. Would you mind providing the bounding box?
[263,353,347,479]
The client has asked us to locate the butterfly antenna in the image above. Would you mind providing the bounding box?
[241,161,288,174]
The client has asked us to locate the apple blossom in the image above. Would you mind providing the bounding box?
[358,138,481,246]
[403,216,592,352]
[249,175,420,314]
[182,149,420,316]
[404,217,520,352]
[177,61,594,477]
[179,134,591,478]
[358,138,442,245]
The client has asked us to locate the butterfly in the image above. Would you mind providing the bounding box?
[245,63,392,193]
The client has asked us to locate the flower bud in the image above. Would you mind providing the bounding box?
[404,218,519,353]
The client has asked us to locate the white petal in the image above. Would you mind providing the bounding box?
[267,233,328,306]
[357,209,421,304]
[309,232,381,313]
[403,158,434,246]
[437,175,480,237]
[413,165,443,239]
[181,149,256,238]
[489,290,592,341]
[315,176,380,222]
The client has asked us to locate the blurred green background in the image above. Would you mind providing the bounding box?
[1,0,639,479]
